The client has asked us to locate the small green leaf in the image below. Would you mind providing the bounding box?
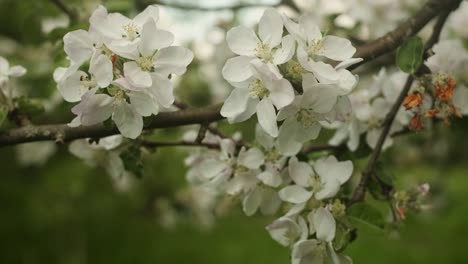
[119,145,144,178]
[396,36,424,74]
[0,104,8,127]
[334,224,357,252]
[348,203,385,232]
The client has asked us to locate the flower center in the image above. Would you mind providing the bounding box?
[79,75,97,88]
[308,39,323,56]
[265,148,281,162]
[136,56,154,71]
[122,23,140,41]
[254,42,273,62]
[249,79,270,99]
[367,115,382,128]
[296,108,317,128]
[310,174,323,193]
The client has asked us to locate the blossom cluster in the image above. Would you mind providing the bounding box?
[327,68,411,151]
[185,124,354,263]
[221,8,360,155]
[54,5,193,138]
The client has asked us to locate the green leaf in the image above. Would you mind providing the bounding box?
[14,96,45,116]
[0,104,8,127]
[334,223,357,252]
[396,36,424,74]
[119,145,144,178]
[348,203,385,232]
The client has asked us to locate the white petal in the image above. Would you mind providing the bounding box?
[257,98,278,137]
[153,46,194,76]
[257,170,282,187]
[314,155,353,184]
[198,159,227,180]
[258,8,283,48]
[273,35,296,65]
[266,217,301,246]
[226,26,259,56]
[292,239,320,259]
[8,65,26,77]
[302,84,338,114]
[58,71,86,102]
[312,207,336,242]
[260,188,282,215]
[133,5,159,26]
[89,54,113,87]
[222,56,254,82]
[124,61,152,88]
[128,91,159,116]
[294,122,322,142]
[277,118,303,156]
[238,147,265,169]
[63,29,93,64]
[80,94,114,125]
[267,78,295,109]
[318,36,356,61]
[255,123,274,149]
[220,88,250,118]
[288,157,314,187]
[227,97,258,123]
[148,73,174,108]
[278,185,313,204]
[315,177,341,200]
[308,61,340,83]
[112,101,144,139]
[299,15,322,43]
[139,20,174,57]
[242,187,263,216]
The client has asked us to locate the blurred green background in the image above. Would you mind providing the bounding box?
[1,0,468,263]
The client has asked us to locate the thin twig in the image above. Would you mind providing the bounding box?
[141,140,220,149]
[348,7,457,205]
[349,76,415,205]
[49,0,78,23]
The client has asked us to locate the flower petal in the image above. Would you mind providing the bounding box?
[89,54,113,88]
[222,56,254,82]
[312,207,336,242]
[112,101,144,139]
[153,46,194,76]
[124,61,152,88]
[258,8,283,48]
[268,78,295,109]
[139,20,174,57]
[257,98,279,137]
[242,187,263,216]
[128,91,159,116]
[220,88,250,118]
[288,156,314,187]
[318,35,356,61]
[238,147,265,169]
[278,185,313,204]
[226,26,259,56]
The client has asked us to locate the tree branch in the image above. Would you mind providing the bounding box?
[0,104,222,147]
[136,0,299,12]
[350,0,462,71]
